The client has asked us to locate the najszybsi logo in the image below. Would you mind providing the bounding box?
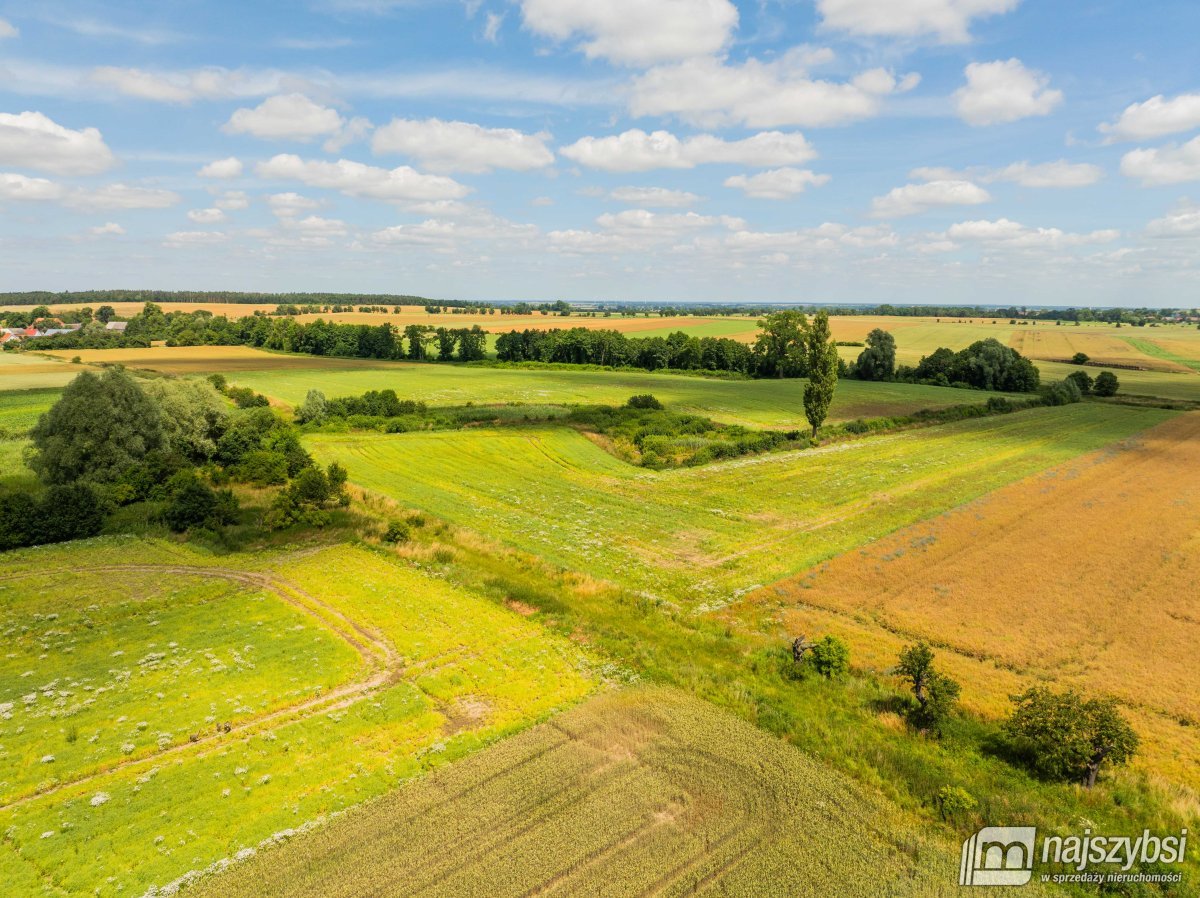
[959,825,1189,887]
[960,826,1037,886]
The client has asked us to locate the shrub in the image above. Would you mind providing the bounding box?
[844,419,871,435]
[1070,352,1090,365]
[0,483,104,551]
[225,386,270,409]
[383,521,411,543]
[985,396,1014,413]
[1093,370,1119,397]
[808,635,850,678]
[626,394,664,410]
[162,471,238,532]
[1065,370,1093,395]
[935,785,977,821]
[1042,379,1083,406]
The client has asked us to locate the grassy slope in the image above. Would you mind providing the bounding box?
[193,686,1046,898]
[230,363,1014,426]
[0,541,594,898]
[308,403,1172,611]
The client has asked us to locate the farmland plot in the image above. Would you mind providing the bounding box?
[308,404,1172,611]
[741,412,1200,787]
[230,363,1016,427]
[0,540,593,897]
[192,687,1036,898]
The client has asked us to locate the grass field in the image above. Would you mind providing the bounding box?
[236,363,1018,426]
[0,388,59,481]
[193,686,1023,898]
[308,403,1172,611]
[0,354,81,391]
[735,412,1200,788]
[0,539,594,897]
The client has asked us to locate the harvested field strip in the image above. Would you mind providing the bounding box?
[0,541,593,897]
[736,412,1200,787]
[191,687,1034,898]
[308,404,1172,610]
[1123,336,1200,372]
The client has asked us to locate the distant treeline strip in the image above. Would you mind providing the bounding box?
[0,290,448,307]
[2,292,1193,323]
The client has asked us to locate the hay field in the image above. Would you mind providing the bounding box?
[0,539,593,897]
[308,404,1170,611]
[193,687,1011,898]
[1010,327,1187,371]
[38,345,375,374]
[741,412,1200,786]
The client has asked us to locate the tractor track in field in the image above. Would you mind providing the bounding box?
[0,563,403,813]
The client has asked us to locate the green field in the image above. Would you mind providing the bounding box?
[0,354,81,391]
[308,403,1172,610]
[194,686,1032,898]
[0,388,58,480]
[227,362,1016,428]
[0,539,594,897]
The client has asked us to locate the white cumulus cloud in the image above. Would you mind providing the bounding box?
[0,111,115,175]
[985,160,1102,188]
[870,180,991,217]
[519,0,738,65]
[66,184,180,210]
[256,154,469,202]
[0,17,18,39]
[198,157,243,178]
[0,172,67,201]
[724,168,830,199]
[165,230,229,248]
[954,59,1062,126]
[609,186,700,207]
[371,118,554,173]
[1101,93,1200,142]
[1145,202,1200,238]
[561,129,816,172]
[224,94,344,141]
[90,222,125,236]
[629,51,918,128]
[1120,136,1200,185]
[187,207,227,224]
[946,217,1119,248]
[816,0,1019,43]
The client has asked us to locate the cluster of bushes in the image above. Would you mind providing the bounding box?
[897,339,1040,392]
[788,636,1139,788]
[297,388,427,423]
[0,483,105,551]
[0,368,351,552]
[565,397,806,468]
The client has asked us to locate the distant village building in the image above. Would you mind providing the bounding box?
[105,321,128,332]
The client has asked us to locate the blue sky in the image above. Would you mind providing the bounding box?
[1,0,1198,306]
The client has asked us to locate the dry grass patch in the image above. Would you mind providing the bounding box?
[738,412,1200,788]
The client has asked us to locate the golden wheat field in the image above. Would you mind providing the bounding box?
[37,345,373,373]
[736,412,1200,787]
[191,687,1024,898]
